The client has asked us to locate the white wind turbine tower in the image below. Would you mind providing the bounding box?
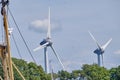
[33,7,65,73]
[89,31,112,66]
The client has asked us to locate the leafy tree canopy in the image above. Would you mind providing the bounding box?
[0,58,120,80]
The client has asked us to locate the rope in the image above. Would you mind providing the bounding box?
[11,34,22,59]
[6,6,23,59]
[8,7,37,64]
[0,76,3,80]
[12,62,26,80]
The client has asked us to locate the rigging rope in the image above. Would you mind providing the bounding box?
[11,34,22,59]
[12,62,26,80]
[1,1,26,80]
[6,6,23,59]
[8,7,37,64]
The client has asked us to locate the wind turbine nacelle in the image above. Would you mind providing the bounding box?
[94,48,104,54]
[40,39,48,45]
[40,38,52,46]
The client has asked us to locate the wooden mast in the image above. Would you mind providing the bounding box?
[0,44,8,80]
[1,0,14,80]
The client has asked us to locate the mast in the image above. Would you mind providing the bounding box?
[0,44,8,80]
[1,0,14,80]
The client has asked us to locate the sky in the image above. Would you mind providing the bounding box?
[0,0,120,73]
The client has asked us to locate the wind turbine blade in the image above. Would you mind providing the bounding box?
[101,54,104,66]
[102,38,112,50]
[50,45,65,70]
[44,47,49,73]
[33,42,49,52]
[47,7,51,38]
[33,46,44,52]
[88,31,101,49]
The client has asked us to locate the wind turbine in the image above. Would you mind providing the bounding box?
[89,31,112,66]
[33,7,65,73]
[49,60,54,80]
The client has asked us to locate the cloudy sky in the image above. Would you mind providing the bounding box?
[0,0,120,72]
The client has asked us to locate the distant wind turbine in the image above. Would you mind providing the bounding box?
[89,31,112,66]
[49,60,54,80]
[33,7,65,73]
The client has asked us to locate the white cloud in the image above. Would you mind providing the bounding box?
[31,19,48,28]
[29,19,62,33]
[114,50,120,54]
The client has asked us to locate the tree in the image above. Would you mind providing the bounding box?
[12,58,29,80]
[81,64,110,80]
[1,57,120,80]
[71,70,81,79]
[28,62,41,80]
[110,66,120,80]
[28,62,51,80]
[58,70,71,80]
[12,58,51,80]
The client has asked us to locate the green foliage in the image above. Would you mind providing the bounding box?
[12,58,29,80]
[12,58,51,80]
[57,64,110,80]
[58,70,71,80]
[71,70,81,79]
[81,64,110,80]
[110,66,120,80]
[0,59,3,79]
[48,72,58,80]
[0,58,120,80]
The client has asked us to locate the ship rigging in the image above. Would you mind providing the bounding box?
[0,0,27,80]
